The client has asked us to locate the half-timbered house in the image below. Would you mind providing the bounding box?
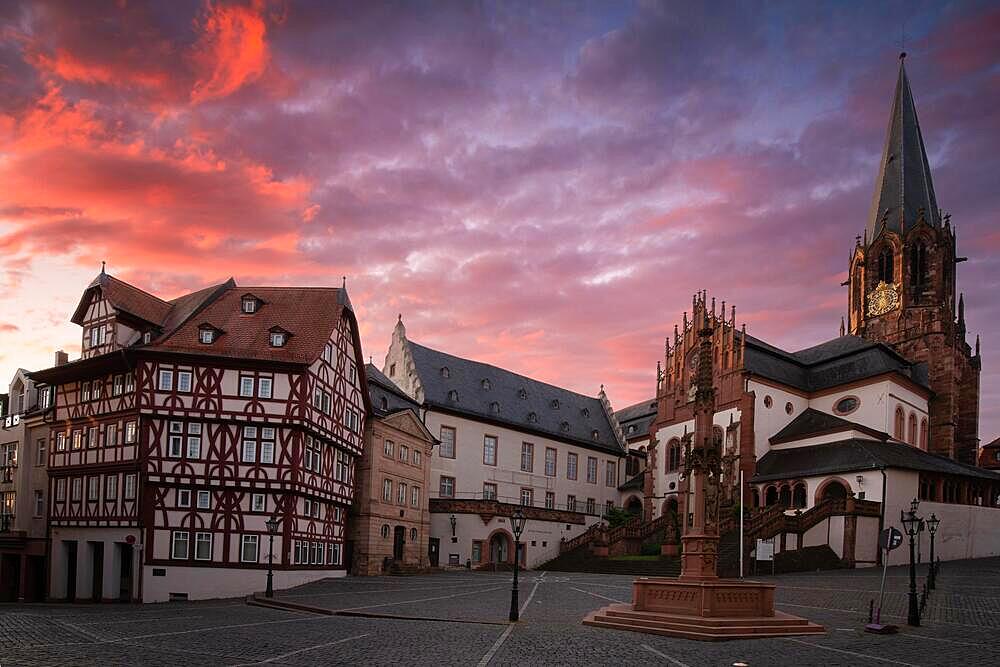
[30,270,368,602]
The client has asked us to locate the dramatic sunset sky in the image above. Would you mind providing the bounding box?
[1,1,997,438]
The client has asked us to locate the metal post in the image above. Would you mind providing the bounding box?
[907,530,920,626]
[876,549,889,623]
[739,469,744,579]
[508,540,520,622]
[266,532,275,598]
[928,532,936,590]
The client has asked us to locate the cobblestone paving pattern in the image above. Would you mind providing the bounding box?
[2,558,1000,666]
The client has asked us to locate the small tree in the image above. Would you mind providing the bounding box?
[604,506,636,528]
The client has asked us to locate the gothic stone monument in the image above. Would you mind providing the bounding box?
[583,315,824,640]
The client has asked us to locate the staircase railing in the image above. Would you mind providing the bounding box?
[560,521,605,553]
[745,497,881,542]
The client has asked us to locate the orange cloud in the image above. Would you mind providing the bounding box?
[190,1,271,103]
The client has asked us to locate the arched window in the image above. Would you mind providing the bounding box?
[920,418,928,450]
[910,240,928,289]
[907,413,918,445]
[894,407,905,440]
[878,247,894,283]
[779,485,791,507]
[852,266,862,314]
[751,488,760,508]
[764,486,778,507]
[668,438,681,472]
[793,483,807,509]
[712,426,724,448]
[820,480,849,502]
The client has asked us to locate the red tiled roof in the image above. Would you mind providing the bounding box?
[72,273,173,326]
[146,285,349,364]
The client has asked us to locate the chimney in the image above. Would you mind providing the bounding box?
[55,350,69,367]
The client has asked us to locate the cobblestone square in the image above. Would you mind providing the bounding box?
[2,558,1000,666]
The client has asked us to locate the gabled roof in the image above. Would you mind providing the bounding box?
[867,56,940,241]
[407,341,624,455]
[72,273,173,326]
[742,334,929,394]
[146,286,349,364]
[753,438,1000,483]
[615,398,658,440]
[366,363,421,417]
[770,408,889,445]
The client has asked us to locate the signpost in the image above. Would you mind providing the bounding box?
[866,526,903,634]
[756,538,775,576]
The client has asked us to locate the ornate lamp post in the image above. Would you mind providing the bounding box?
[508,508,526,622]
[926,513,940,590]
[900,499,922,626]
[265,515,280,598]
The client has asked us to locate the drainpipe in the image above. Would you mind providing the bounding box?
[877,465,887,566]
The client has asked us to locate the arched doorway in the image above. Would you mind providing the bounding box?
[489,532,510,564]
[393,526,406,560]
[626,496,642,516]
[818,479,849,502]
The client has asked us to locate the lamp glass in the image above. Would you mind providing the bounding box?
[266,517,279,534]
[511,509,526,539]
[901,510,917,535]
[927,513,940,533]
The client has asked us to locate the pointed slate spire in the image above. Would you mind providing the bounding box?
[866,54,940,243]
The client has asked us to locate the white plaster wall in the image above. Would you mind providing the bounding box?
[808,379,928,439]
[431,511,592,569]
[748,382,806,460]
[142,565,345,603]
[425,410,622,514]
[884,501,1000,566]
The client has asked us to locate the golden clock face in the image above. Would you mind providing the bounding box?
[867,280,900,317]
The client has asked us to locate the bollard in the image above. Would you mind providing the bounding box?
[868,599,874,624]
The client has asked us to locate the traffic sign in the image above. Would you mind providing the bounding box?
[879,527,903,551]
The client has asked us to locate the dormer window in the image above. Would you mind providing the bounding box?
[518,389,527,400]
[628,425,636,434]
[580,407,590,417]
[142,332,152,344]
[198,327,216,344]
[560,421,570,433]
[448,390,459,402]
[550,399,560,409]
[490,401,500,414]
[241,294,262,314]
[528,412,538,423]
[482,379,492,391]
[591,429,600,441]
[441,366,450,378]
[270,331,287,347]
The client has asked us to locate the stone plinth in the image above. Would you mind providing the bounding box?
[583,577,824,641]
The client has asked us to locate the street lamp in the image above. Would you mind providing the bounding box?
[926,513,940,590]
[265,515,280,598]
[450,514,457,537]
[508,508,526,622]
[900,499,922,626]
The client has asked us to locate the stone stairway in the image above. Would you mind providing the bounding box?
[537,546,680,577]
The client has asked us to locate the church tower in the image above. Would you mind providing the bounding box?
[847,54,981,464]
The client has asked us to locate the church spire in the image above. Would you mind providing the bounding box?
[866,54,940,243]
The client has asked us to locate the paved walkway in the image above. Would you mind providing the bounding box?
[2,558,999,665]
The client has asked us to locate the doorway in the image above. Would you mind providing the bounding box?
[118,544,133,601]
[489,533,510,564]
[90,542,104,601]
[64,541,78,602]
[0,554,19,601]
[393,526,406,561]
[428,537,439,567]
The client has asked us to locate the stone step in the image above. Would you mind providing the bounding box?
[602,605,813,628]
[583,607,825,641]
